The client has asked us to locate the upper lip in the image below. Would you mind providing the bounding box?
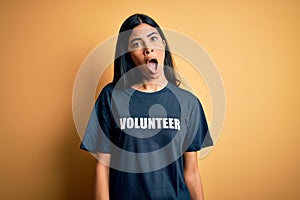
[146,57,158,64]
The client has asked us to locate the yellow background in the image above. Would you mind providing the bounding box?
[0,1,299,199]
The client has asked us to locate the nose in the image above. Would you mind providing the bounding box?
[143,47,154,55]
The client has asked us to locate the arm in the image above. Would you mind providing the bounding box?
[183,151,204,200]
[95,153,111,200]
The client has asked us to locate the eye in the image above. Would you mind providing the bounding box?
[150,36,158,42]
[132,41,143,48]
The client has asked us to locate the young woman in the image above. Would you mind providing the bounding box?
[80,14,213,200]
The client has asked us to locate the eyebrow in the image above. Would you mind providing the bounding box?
[130,32,159,44]
[147,31,158,37]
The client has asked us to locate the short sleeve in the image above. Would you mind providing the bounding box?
[80,85,114,154]
[185,99,213,152]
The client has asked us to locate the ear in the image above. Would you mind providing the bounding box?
[162,39,166,47]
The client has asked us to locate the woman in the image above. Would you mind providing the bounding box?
[80,14,213,200]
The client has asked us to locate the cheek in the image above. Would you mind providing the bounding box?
[130,51,144,66]
[157,50,165,64]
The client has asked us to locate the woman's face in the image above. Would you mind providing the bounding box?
[128,23,166,82]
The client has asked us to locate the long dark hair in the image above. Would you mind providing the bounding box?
[112,13,180,87]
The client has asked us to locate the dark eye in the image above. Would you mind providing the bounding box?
[132,41,143,48]
[150,36,158,42]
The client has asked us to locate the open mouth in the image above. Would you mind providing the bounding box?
[146,58,158,74]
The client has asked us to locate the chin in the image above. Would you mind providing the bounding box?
[146,72,164,80]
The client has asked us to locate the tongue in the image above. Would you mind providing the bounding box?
[147,61,158,73]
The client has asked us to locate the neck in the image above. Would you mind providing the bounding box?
[132,77,168,92]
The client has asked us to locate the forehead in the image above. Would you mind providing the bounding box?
[129,23,159,38]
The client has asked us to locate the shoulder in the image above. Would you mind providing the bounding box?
[168,83,200,105]
[93,83,115,110]
[98,83,114,101]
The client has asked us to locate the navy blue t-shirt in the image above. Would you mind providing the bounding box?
[80,83,213,200]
